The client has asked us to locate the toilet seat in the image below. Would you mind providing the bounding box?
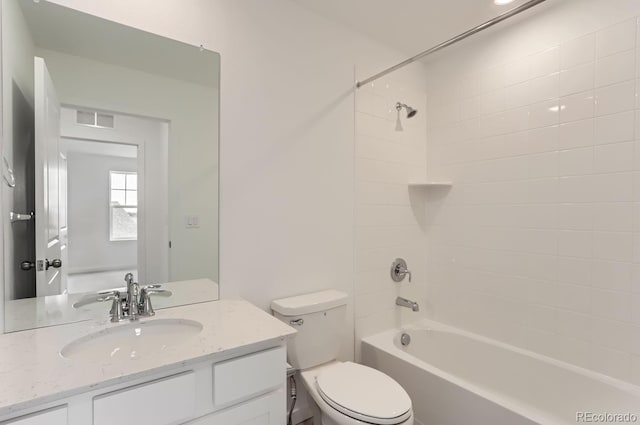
[315,362,412,425]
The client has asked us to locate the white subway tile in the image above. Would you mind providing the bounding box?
[592,260,633,292]
[505,57,530,86]
[558,147,594,176]
[592,202,634,232]
[561,33,595,69]
[594,141,634,173]
[559,63,594,97]
[591,289,632,322]
[596,19,637,58]
[529,99,560,128]
[558,230,593,258]
[594,111,635,145]
[529,46,560,78]
[557,257,592,286]
[558,119,595,150]
[505,81,530,109]
[595,49,636,87]
[560,91,595,123]
[528,72,560,104]
[595,80,636,116]
[593,231,634,262]
[557,204,593,230]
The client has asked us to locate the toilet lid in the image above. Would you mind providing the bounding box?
[316,362,412,424]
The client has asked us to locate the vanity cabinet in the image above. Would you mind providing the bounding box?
[0,346,286,425]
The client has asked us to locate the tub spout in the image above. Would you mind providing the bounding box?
[396,296,419,312]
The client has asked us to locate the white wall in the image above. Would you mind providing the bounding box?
[353,63,429,359]
[67,152,137,273]
[424,0,640,384]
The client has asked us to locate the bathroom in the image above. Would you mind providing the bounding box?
[0,0,639,424]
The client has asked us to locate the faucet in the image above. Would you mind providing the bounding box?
[73,273,172,322]
[125,273,139,321]
[396,296,420,312]
[391,258,412,283]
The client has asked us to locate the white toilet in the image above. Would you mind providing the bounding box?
[272,290,414,425]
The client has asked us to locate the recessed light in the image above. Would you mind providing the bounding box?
[494,0,515,5]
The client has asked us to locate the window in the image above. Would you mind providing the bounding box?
[109,171,137,241]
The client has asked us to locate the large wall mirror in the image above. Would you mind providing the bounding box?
[2,0,220,332]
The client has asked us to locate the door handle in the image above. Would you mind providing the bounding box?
[20,261,35,271]
[45,258,62,270]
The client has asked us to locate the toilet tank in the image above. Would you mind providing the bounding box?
[271,290,348,370]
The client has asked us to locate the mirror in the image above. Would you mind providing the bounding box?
[2,0,220,332]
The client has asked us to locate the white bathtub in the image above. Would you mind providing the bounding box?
[362,321,640,425]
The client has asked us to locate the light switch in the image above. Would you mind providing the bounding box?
[185,215,200,228]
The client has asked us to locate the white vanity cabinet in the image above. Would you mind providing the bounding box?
[0,346,286,425]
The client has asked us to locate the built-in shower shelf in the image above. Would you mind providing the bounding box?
[408,181,453,188]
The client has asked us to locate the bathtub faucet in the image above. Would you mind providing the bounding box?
[396,296,419,312]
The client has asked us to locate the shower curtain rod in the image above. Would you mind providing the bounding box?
[355,0,548,88]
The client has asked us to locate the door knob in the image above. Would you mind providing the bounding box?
[20,261,35,271]
[45,258,62,270]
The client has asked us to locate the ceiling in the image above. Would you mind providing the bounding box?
[19,0,219,88]
[294,0,538,56]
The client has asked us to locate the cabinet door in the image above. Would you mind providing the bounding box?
[186,391,284,425]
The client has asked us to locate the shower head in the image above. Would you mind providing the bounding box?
[395,102,418,132]
[396,102,418,118]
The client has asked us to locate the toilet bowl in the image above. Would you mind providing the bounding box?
[301,361,414,425]
[271,290,414,425]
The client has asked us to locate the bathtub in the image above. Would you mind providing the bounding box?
[361,321,640,425]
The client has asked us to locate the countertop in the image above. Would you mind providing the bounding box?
[0,299,296,418]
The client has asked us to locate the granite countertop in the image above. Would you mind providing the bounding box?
[0,299,296,418]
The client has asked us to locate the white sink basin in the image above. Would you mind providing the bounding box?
[60,319,203,362]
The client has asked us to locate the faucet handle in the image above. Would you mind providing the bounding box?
[97,290,124,322]
[391,258,412,283]
[138,287,172,317]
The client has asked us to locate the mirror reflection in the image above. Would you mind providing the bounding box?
[2,0,220,332]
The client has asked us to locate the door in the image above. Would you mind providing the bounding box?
[34,57,64,296]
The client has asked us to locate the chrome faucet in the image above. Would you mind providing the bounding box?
[391,258,412,283]
[125,273,140,321]
[73,273,172,322]
[396,296,420,312]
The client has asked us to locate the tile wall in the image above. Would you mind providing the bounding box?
[354,64,428,358]
[425,10,640,384]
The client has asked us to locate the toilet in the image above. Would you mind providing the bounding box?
[272,290,414,425]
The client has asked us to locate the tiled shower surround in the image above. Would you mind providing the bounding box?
[354,64,429,357]
[425,7,640,383]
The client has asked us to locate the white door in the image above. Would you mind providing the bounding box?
[34,57,65,296]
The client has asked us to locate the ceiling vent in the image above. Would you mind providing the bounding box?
[76,110,115,129]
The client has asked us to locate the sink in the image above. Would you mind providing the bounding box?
[60,319,203,361]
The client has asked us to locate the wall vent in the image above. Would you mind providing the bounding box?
[76,110,115,129]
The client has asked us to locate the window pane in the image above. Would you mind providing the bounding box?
[110,189,126,206]
[126,190,138,206]
[126,174,137,190]
[111,207,137,240]
[110,172,126,189]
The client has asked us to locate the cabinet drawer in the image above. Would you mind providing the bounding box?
[213,347,285,407]
[1,406,67,425]
[186,391,284,425]
[93,372,196,425]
